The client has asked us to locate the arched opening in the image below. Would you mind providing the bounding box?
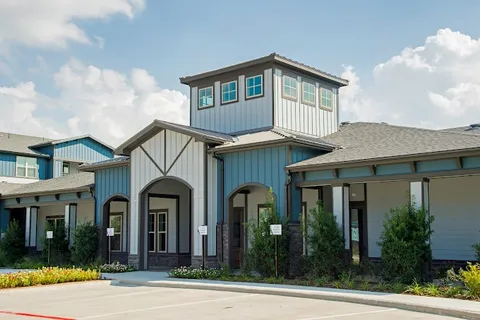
[101,195,129,264]
[138,177,192,270]
[226,183,275,269]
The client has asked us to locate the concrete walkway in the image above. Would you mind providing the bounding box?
[101,271,480,320]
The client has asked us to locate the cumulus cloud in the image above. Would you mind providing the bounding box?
[0,59,189,146]
[0,0,145,48]
[339,28,480,129]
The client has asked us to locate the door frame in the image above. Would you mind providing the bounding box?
[349,201,368,262]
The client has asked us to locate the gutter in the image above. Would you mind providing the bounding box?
[213,151,225,263]
[1,185,94,200]
[284,168,292,219]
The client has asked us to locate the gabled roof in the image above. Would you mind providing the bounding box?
[179,53,349,87]
[0,132,53,158]
[210,127,338,153]
[0,182,22,195]
[441,123,480,136]
[30,134,115,152]
[115,120,235,155]
[0,172,94,198]
[79,156,130,172]
[287,122,480,171]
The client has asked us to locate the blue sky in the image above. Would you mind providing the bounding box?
[1,0,480,145]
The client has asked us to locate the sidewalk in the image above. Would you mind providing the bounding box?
[101,271,480,320]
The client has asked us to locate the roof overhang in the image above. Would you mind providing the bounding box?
[115,120,234,156]
[30,134,115,152]
[179,53,349,87]
[0,150,51,159]
[79,158,130,172]
[287,148,480,172]
[0,185,93,200]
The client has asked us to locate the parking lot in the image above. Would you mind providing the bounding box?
[0,281,460,319]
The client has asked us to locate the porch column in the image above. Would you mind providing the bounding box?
[24,207,38,249]
[65,204,77,246]
[332,184,350,250]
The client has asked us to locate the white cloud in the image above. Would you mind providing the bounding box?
[340,28,480,129]
[0,0,145,48]
[0,59,189,147]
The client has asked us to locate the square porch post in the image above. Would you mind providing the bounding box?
[65,203,77,246]
[332,184,351,251]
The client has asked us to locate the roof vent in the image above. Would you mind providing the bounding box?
[340,121,350,126]
[469,123,480,129]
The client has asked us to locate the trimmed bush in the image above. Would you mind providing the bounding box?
[99,261,136,273]
[378,197,434,283]
[169,266,225,279]
[71,221,99,265]
[41,221,70,265]
[244,188,289,277]
[459,263,480,299]
[472,242,480,262]
[0,220,26,264]
[0,267,99,289]
[301,201,346,278]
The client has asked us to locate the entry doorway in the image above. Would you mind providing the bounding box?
[349,203,367,263]
[231,207,245,269]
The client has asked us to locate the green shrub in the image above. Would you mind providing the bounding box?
[0,220,26,264]
[458,263,480,298]
[98,261,135,273]
[71,221,99,265]
[244,188,289,278]
[301,201,346,278]
[13,256,45,269]
[0,249,6,267]
[472,242,480,262]
[378,197,434,283]
[169,266,222,279]
[41,221,70,265]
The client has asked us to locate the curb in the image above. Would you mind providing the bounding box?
[108,279,479,320]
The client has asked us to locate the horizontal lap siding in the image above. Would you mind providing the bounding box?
[223,146,287,218]
[0,153,16,177]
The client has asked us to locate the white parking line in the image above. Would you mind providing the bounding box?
[78,294,258,319]
[296,308,397,320]
[73,288,166,303]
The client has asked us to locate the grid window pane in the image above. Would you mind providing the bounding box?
[199,87,213,108]
[148,214,155,232]
[25,157,37,167]
[110,216,122,233]
[16,156,26,166]
[148,233,155,251]
[221,81,237,103]
[27,167,36,178]
[158,213,166,232]
[283,76,297,98]
[112,234,121,251]
[321,88,333,109]
[158,233,166,252]
[246,75,263,98]
[303,82,315,104]
[16,167,26,177]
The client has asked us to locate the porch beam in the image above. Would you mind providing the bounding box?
[55,194,60,200]
[332,168,338,178]
[76,192,81,199]
[368,165,376,175]
[455,157,463,169]
[409,161,417,173]
[34,196,39,202]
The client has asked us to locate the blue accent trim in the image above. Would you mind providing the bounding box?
[463,156,480,169]
[0,152,16,177]
[94,165,130,225]
[375,163,412,176]
[224,146,287,219]
[291,147,324,163]
[417,159,458,172]
[54,137,113,163]
[305,170,334,181]
[38,158,48,179]
[0,201,9,232]
[339,167,372,178]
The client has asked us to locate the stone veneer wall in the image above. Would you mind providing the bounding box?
[287,223,303,277]
[216,223,229,265]
[191,256,219,268]
[110,252,128,265]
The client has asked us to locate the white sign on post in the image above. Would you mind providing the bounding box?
[46,231,53,239]
[198,225,208,236]
[270,224,282,236]
[107,228,115,237]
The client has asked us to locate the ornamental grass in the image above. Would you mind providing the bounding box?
[0,267,100,289]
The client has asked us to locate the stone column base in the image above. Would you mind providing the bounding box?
[128,254,140,270]
[191,256,219,268]
[287,223,303,278]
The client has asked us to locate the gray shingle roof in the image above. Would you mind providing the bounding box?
[288,122,480,170]
[211,127,338,152]
[0,172,94,198]
[0,182,22,195]
[179,53,349,87]
[79,156,130,172]
[0,132,53,157]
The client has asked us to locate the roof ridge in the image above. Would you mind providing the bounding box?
[349,122,480,138]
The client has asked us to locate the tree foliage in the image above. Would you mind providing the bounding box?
[0,219,26,264]
[71,220,99,265]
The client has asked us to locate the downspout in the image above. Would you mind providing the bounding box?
[284,168,292,219]
[213,152,225,263]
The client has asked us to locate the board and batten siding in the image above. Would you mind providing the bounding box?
[223,146,288,218]
[54,138,113,163]
[94,165,130,224]
[130,130,217,260]
[190,69,273,134]
[273,68,339,137]
[0,153,47,181]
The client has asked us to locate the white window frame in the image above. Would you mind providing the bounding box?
[148,210,167,253]
[198,86,214,109]
[302,81,316,106]
[282,75,298,100]
[245,74,263,99]
[16,156,38,178]
[221,80,238,104]
[46,216,65,229]
[109,213,123,252]
[62,162,70,176]
[320,88,333,110]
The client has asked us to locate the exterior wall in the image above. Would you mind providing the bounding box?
[429,175,480,261]
[190,68,273,134]
[366,181,409,258]
[130,129,217,269]
[94,165,130,224]
[0,152,47,182]
[53,138,113,163]
[273,67,339,136]
[53,160,83,178]
[0,201,9,231]
[223,146,288,219]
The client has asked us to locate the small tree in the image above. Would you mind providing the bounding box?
[245,188,289,277]
[378,196,434,283]
[0,220,26,264]
[71,220,99,265]
[301,201,346,278]
[42,221,70,265]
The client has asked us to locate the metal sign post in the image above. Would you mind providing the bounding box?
[46,231,53,265]
[270,224,282,278]
[106,228,115,264]
[198,225,208,269]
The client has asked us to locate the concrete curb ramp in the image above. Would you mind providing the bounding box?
[110,279,480,320]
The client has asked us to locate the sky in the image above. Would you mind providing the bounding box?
[1,0,480,147]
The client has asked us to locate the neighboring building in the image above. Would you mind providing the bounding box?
[2,53,480,273]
